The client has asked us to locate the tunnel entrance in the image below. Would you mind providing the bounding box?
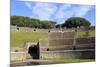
[28,44,39,59]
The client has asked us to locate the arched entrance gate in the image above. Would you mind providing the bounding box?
[26,42,40,59]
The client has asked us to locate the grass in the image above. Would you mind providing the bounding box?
[53,59,95,63]
[76,30,95,37]
[11,30,95,48]
[11,59,95,64]
[89,31,95,37]
[10,32,48,48]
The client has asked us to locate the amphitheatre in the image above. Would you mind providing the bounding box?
[10,25,95,66]
[10,1,95,66]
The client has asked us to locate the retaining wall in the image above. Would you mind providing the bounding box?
[39,32,95,59]
[11,52,26,61]
[40,49,95,59]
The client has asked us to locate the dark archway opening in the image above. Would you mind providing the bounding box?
[28,45,39,59]
[47,48,49,51]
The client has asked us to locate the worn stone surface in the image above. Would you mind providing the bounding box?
[48,39,74,46]
[63,32,75,38]
[48,32,62,40]
[11,52,26,61]
[39,32,95,59]
[23,31,95,60]
[40,49,95,59]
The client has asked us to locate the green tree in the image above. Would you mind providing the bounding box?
[40,20,56,29]
[62,17,91,28]
[55,24,62,28]
[10,16,56,29]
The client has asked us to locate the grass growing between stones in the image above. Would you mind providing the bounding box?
[11,32,48,48]
[52,59,95,63]
[11,59,95,65]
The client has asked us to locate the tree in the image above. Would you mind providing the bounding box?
[40,20,56,29]
[62,17,91,28]
[55,24,62,28]
[10,16,56,29]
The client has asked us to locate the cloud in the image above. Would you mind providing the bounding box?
[25,2,32,9]
[74,5,92,17]
[31,2,57,20]
[24,2,93,23]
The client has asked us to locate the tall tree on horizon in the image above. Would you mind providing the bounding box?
[62,17,91,28]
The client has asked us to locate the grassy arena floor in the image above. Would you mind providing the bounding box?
[10,32,48,48]
[11,31,95,48]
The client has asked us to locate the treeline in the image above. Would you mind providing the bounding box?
[56,17,91,28]
[11,16,56,29]
[11,16,91,29]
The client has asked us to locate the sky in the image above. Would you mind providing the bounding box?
[11,0,95,25]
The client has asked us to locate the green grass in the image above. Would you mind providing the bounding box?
[11,59,95,64]
[76,30,95,38]
[90,31,95,37]
[11,30,95,48]
[53,59,95,63]
[11,32,48,48]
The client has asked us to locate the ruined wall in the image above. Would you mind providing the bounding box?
[10,26,35,32]
[24,31,95,60]
[11,52,26,61]
[39,32,95,59]
[11,25,54,32]
[40,50,95,59]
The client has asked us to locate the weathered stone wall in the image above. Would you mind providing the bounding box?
[40,49,95,59]
[39,32,95,59]
[24,32,95,60]
[11,52,26,61]
[48,32,75,40]
[11,26,35,32]
[11,25,57,32]
[25,42,38,59]
[76,37,95,44]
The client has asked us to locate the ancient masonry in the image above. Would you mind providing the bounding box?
[25,31,95,60]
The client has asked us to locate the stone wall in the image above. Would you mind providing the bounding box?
[11,52,26,61]
[48,32,75,40]
[39,32,95,59]
[40,49,95,59]
[11,25,57,32]
[24,31,95,60]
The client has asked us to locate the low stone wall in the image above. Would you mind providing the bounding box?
[40,49,95,59]
[76,37,95,44]
[11,52,26,61]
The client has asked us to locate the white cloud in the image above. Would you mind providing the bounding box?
[24,2,93,23]
[32,3,57,20]
[25,2,32,9]
[55,4,72,18]
[59,4,72,10]
[54,5,92,23]
[74,5,92,17]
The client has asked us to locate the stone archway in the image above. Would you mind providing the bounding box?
[28,43,39,59]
